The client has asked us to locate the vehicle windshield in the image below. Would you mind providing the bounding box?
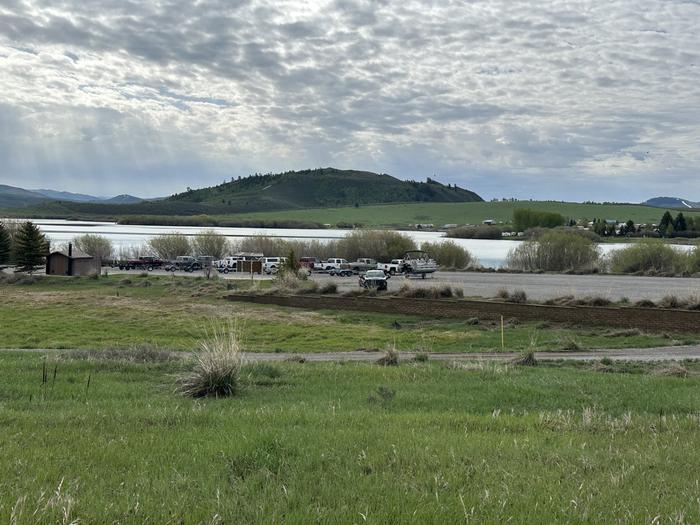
[365,270,385,278]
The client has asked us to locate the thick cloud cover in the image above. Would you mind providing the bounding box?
[0,0,698,200]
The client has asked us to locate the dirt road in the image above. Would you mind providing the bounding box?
[3,345,700,362]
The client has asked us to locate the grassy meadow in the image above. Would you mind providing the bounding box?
[125,200,700,228]
[3,275,700,522]
[0,275,693,352]
[2,351,700,523]
[7,199,698,229]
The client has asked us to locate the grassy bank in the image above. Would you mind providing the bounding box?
[0,275,692,351]
[1,352,700,522]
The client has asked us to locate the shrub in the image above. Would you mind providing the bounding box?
[336,230,416,261]
[496,289,527,303]
[420,240,473,269]
[191,230,230,259]
[446,225,502,240]
[177,324,244,398]
[413,352,429,362]
[607,240,687,275]
[513,208,566,231]
[507,289,527,303]
[73,234,113,260]
[319,282,338,294]
[506,231,600,272]
[396,283,458,299]
[148,233,191,260]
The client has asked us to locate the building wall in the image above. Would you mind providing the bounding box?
[227,293,700,334]
[46,255,100,276]
[72,258,101,276]
[47,254,69,275]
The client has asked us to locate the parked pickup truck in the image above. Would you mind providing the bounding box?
[164,256,201,272]
[320,258,354,276]
[359,269,389,291]
[299,257,321,270]
[117,256,164,271]
[348,258,378,273]
[376,259,404,275]
[214,256,242,274]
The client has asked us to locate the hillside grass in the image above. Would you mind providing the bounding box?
[0,275,694,352]
[2,352,700,522]
[5,200,699,229]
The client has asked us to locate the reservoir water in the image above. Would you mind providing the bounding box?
[16,219,697,269]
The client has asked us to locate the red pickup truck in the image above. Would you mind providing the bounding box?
[117,256,164,271]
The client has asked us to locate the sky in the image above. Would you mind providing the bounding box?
[0,0,698,201]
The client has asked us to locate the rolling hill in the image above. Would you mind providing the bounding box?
[1,168,483,217]
[0,185,144,209]
[170,168,483,210]
[0,184,50,208]
[643,197,700,209]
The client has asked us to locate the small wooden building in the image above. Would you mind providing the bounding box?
[46,244,101,276]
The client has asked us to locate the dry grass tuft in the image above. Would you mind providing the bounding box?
[177,321,245,398]
[67,344,180,363]
[653,363,689,378]
[376,345,400,366]
[511,350,538,366]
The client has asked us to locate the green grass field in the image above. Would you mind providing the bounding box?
[126,200,700,228]
[6,199,698,229]
[3,275,700,522]
[0,275,693,352]
[1,352,700,523]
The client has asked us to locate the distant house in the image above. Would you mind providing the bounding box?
[46,243,100,276]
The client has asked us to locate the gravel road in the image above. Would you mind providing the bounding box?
[3,345,700,362]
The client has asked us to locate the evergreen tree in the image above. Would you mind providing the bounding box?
[658,211,673,234]
[13,221,48,272]
[674,212,687,231]
[0,222,11,265]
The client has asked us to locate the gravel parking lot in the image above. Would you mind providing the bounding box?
[105,267,699,302]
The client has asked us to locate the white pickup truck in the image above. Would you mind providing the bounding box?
[321,258,354,277]
[377,259,404,275]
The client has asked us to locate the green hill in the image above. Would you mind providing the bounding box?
[1,168,483,217]
[171,167,483,211]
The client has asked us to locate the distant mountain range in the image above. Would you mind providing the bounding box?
[0,168,483,216]
[642,197,700,209]
[0,185,143,208]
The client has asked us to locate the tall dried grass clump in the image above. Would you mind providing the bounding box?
[396,283,462,299]
[177,322,245,398]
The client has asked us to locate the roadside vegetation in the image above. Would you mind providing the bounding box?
[2,351,700,522]
[506,230,600,272]
[608,239,700,275]
[504,230,699,276]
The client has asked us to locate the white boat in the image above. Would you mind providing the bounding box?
[401,250,438,278]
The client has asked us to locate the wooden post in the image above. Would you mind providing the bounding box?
[500,315,505,351]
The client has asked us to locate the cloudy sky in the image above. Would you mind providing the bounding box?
[0,0,698,201]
